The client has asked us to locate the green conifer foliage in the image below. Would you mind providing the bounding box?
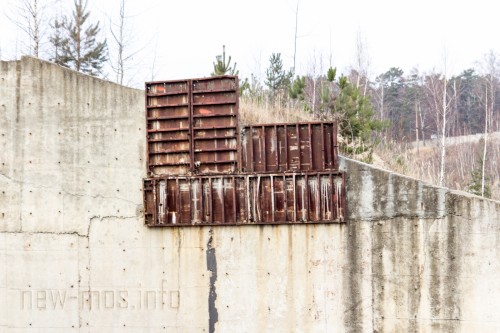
[49,0,107,76]
[212,45,238,76]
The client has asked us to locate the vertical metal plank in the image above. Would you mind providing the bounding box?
[220,177,226,224]
[232,176,237,224]
[321,123,326,169]
[332,122,337,169]
[308,123,313,171]
[296,124,301,170]
[317,173,322,221]
[176,178,182,224]
[283,174,287,222]
[143,180,148,225]
[330,173,334,221]
[249,126,254,172]
[163,178,168,225]
[199,177,204,223]
[293,174,297,222]
[246,175,251,222]
[255,175,260,222]
[284,125,289,170]
[152,179,158,225]
[274,125,279,171]
[262,125,267,172]
[271,175,275,223]
[305,174,310,221]
[209,177,213,224]
[188,178,192,223]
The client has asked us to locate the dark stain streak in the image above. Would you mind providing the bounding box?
[15,60,21,123]
[206,227,218,333]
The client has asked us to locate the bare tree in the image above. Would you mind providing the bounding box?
[481,84,489,197]
[6,0,46,57]
[353,30,370,96]
[109,0,142,85]
[424,71,455,187]
[477,50,499,196]
[292,0,299,74]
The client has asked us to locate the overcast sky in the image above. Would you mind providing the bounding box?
[1,0,500,87]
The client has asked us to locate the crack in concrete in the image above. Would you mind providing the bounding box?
[0,230,87,237]
[0,215,137,238]
[206,227,218,333]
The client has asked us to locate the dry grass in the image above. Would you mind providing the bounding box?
[239,97,316,126]
[373,136,500,201]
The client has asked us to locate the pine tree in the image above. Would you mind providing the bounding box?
[467,155,491,198]
[212,45,238,76]
[265,53,292,98]
[49,0,107,76]
[289,75,306,100]
[49,17,67,65]
[331,74,388,162]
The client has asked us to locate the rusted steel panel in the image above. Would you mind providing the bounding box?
[191,76,240,174]
[144,172,345,226]
[146,80,192,175]
[241,122,338,173]
[146,76,239,175]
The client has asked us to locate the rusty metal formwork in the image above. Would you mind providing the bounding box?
[145,76,239,175]
[143,172,345,226]
[143,75,346,227]
[146,79,191,175]
[241,122,338,172]
[191,77,240,174]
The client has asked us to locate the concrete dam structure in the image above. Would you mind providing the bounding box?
[1,56,500,332]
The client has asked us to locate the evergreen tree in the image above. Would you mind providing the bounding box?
[212,45,238,76]
[467,156,491,198]
[327,67,336,82]
[265,53,292,97]
[289,75,306,100]
[49,17,67,66]
[331,74,388,161]
[49,0,107,76]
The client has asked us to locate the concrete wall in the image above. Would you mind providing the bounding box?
[1,57,499,332]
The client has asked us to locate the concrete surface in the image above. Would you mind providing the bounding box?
[1,57,499,332]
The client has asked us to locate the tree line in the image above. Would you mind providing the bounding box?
[6,0,134,83]
[212,47,499,197]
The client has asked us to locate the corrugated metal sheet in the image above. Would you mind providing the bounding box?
[241,122,338,172]
[144,172,345,226]
[145,76,239,176]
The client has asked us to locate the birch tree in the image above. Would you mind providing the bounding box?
[424,72,455,187]
[478,50,499,196]
[109,0,141,85]
[7,0,46,57]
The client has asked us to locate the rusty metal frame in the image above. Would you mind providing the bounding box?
[241,121,338,173]
[143,171,346,227]
[145,76,239,176]
[143,76,345,228]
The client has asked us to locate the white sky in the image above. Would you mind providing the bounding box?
[1,0,500,87]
